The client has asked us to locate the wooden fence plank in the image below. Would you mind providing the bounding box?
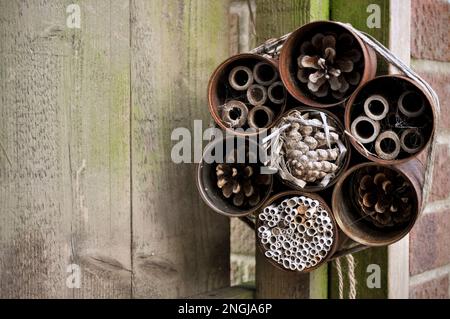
[254,0,329,299]
[0,0,72,298]
[66,0,132,298]
[130,0,231,298]
[0,0,132,298]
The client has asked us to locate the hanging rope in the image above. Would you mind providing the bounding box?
[335,255,357,299]
[346,254,357,299]
[335,257,344,299]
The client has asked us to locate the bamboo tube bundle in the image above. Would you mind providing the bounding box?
[256,191,337,272]
[208,54,287,135]
[345,75,435,163]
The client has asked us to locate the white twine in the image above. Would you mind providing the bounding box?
[335,257,344,299]
[346,254,357,299]
[335,255,357,299]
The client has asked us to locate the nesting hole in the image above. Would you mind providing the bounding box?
[257,64,275,82]
[356,120,374,139]
[235,70,249,86]
[271,85,284,100]
[250,86,265,102]
[369,100,385,115]
[404,131,422,149]
[380,137,396,153]
[402,91,422,113]
[229,107,242,120]
[253,109,270,128]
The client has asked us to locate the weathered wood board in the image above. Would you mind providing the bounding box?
[0,0,231,298]
[129,0,231,298]
[0,0,132,298]
[0,0,73,298]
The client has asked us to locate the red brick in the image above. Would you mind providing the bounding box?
[410,275,449,299]
[410,210,450,275]
[411,0,450,61]
[428,144,450,202]
[411,66,450,133]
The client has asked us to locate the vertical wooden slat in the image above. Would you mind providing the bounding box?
[254,0,329,299]
[0,0,132,298]
[66,0,132,298]
[329,0,411,299]
[0,0,71,298]
[130,0,231,298]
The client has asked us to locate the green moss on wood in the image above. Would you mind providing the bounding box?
[330,248,388,299]
[310,0,330,22]
[331,0,389,73]
[310,264,328,299]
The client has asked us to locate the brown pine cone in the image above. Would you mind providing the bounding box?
[215,157,270,208]
[297,32,362,100]
[353,167,414,228]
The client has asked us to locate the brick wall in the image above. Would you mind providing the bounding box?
[409,0,450,299]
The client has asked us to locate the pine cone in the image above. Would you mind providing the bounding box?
[353,167,413,228]
[215,151,270,208]
[282,112,342,185]
[297,32,362,100]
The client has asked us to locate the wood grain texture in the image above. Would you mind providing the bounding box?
[66,0,132,299]
[0,0,132,298]
[130,0,231,298]
[0,0,70,298]
[254,0,329,299]
[254,0,329,45]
